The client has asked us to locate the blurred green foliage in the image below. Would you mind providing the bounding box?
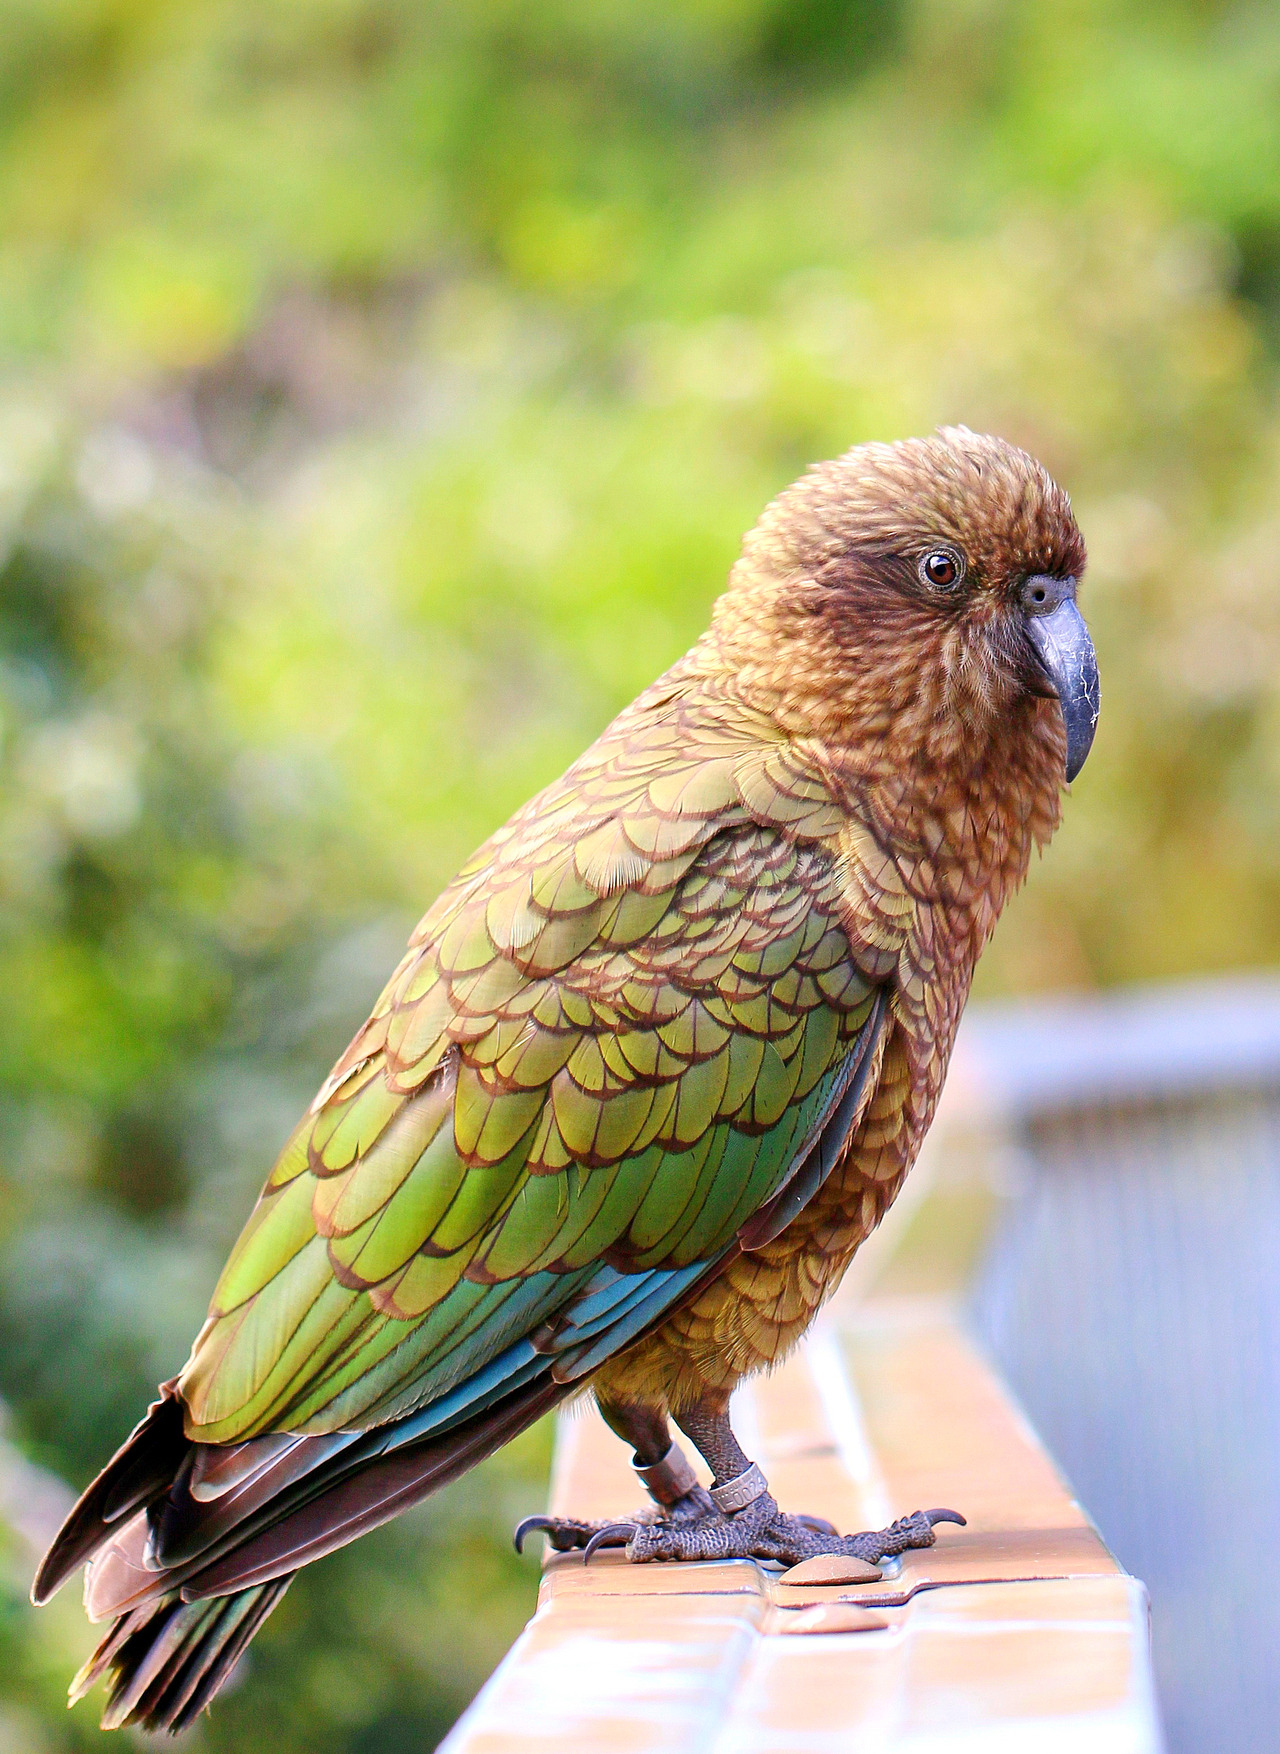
[1,0,1279,1745]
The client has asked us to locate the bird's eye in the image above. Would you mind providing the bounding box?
[920,550,964,589]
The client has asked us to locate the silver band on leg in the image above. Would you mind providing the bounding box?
[634,1442,700,1507]
[709,1462,769,1515]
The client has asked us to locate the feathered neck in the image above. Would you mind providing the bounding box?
[675,567,1065,926]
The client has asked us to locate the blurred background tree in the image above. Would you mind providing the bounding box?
[1,0,1279,1745]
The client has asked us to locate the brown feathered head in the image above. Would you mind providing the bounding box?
[716,427,1097,782]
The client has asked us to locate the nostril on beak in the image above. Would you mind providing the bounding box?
[1020,573,1072,617]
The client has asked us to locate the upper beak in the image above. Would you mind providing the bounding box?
[1023,578,1100,782]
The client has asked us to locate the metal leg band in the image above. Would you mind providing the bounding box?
[634,1442,700,1507]
[709,1462,769,1515]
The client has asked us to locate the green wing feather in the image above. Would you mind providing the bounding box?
[179,679,878,1444]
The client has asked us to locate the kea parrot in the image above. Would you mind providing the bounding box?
[33,427,1097,1731]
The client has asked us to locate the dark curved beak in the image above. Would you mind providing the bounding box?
[1023,579,1099,783]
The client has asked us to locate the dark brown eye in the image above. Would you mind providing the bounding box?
[920,550,963,589]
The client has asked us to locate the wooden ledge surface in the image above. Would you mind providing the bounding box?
[443,1297,1162,1754]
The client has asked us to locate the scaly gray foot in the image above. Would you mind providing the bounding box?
[513,1484,717,1554]
[517,1491,963,1566]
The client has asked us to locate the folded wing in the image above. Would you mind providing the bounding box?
[36,680,896,1611]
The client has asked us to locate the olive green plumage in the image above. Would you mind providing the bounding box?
[179,680,877,1442]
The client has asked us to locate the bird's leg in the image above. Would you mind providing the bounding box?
[576,1391,964,1567]
[513,1397,714,1555]
[604,1399,717,1525]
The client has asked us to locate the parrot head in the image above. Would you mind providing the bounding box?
[718,426,1097,783]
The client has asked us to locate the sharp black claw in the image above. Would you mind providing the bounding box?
[583,1522,637,1562]
[514,1515,555,1555]
[924,1508,967,1528]
[795,1514,839,1536]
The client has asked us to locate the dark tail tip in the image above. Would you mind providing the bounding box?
[33,1388,189,1606]
[72,1577,292,1732]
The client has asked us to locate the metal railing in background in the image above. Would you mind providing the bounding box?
[958,975,1280,1754]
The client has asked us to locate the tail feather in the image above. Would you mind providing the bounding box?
[41,1370,571,1728]
[187,1374,568,1596]
[32,1388,187,1606]
[39,1241,737,1727]
[72,1579,291,1733]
